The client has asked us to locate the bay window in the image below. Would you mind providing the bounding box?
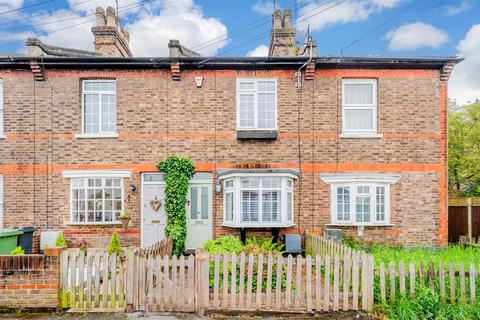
[320,174,400,226]
[221,173,296,228]
[63,170,131,224]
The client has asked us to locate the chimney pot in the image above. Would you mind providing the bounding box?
[283,9,292,28]
[95,7,106,27]
[106,6,116,27]
[273,9,282,29]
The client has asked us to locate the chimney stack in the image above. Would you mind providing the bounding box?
[91,6,132,57]
[268,9,296,57]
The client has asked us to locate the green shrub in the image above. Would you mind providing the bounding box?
[10,246,24,255]
[54,232,67,247]
[243,236,284,255]
[203,235,244,254]
[107,233,122,255]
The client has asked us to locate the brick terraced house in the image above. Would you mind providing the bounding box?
[0,7,461,251]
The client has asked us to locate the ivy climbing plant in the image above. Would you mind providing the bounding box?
[157,156,195,256]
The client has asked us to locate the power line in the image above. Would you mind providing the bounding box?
[197,0,347,64]
[0,0,145,33]
[194,0,344,57]
[0,0,156,48]
[340,0,424,55]
[0,0,92,28]
[0,0,58,16]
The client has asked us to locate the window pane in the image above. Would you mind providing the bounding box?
[258,93,275,129]
[239,94,254,127]
[241,191,258,222]
[225,192,234,222]
[258,81,275,92]
[376,186,386,222]
[262,177,281,188]
[239,82,254,90]
[190,187,198,219]
[344,83,373,104]
[262,190,280,222]
[225,180,234,189]
[72,176,122,223]
[345,109,374,131]
[336,186,350,221]
[201,187,209,219]
[241,178,259,188]
[101,94,116,133]
[356,196,371,223]
[287,191,293,221]
[84,94,100,134]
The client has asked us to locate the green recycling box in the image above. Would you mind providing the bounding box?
[0,229,23,254]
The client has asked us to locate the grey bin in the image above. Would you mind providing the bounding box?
[284,233,302,254]
[14,226,36,254]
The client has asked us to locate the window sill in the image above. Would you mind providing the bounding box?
[75,133,118,139]
[236,130,278,140]
[340,133,383,139]
[223,222,295,228]
[67,222,122,226]
[326,223,394,227]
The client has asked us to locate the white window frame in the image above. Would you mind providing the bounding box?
[220,173,296,228]
[320,174,400,226]
[342,79,377,136]
[76,80,117,138]
[236,78,278,131]
[0,79,4,138]
[63,170,131,225]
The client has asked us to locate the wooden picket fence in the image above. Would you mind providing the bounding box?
[59,235,377,314]
[305,232,364,260]
[377,260,480,304]
[139,237,173,258]
[131,250,374,314]
[59,248,131,311]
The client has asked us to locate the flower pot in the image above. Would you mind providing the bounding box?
[120,217,131,229]
[44,246,65,257]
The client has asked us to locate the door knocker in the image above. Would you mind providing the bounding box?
[149,197,162,211]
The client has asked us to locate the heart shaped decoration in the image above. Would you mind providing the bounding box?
[149,197,162,211]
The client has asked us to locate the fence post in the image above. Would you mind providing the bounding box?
[195,248,208,316]
[468,197,472,242]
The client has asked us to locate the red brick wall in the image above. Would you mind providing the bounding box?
[0,255,59,309]
[0,67,448,247]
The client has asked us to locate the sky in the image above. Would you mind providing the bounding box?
[0,0,478,104]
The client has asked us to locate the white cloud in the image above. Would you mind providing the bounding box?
[384,22,449,51]
[247,44,269,57]
[5,0,228,57]
[252,0,277,16]
[127,0,228,56]
[297,0,403,32]
[446,1,471,15]
[449,24,480,105]
[0,0,24,20]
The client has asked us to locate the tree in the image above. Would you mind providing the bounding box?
[448,101,480,196]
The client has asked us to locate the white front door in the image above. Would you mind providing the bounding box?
[141,175,167,248]
[185,183,213,249]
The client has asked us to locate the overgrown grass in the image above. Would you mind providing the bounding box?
[363,244,480,268]
[354,242,480,320]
